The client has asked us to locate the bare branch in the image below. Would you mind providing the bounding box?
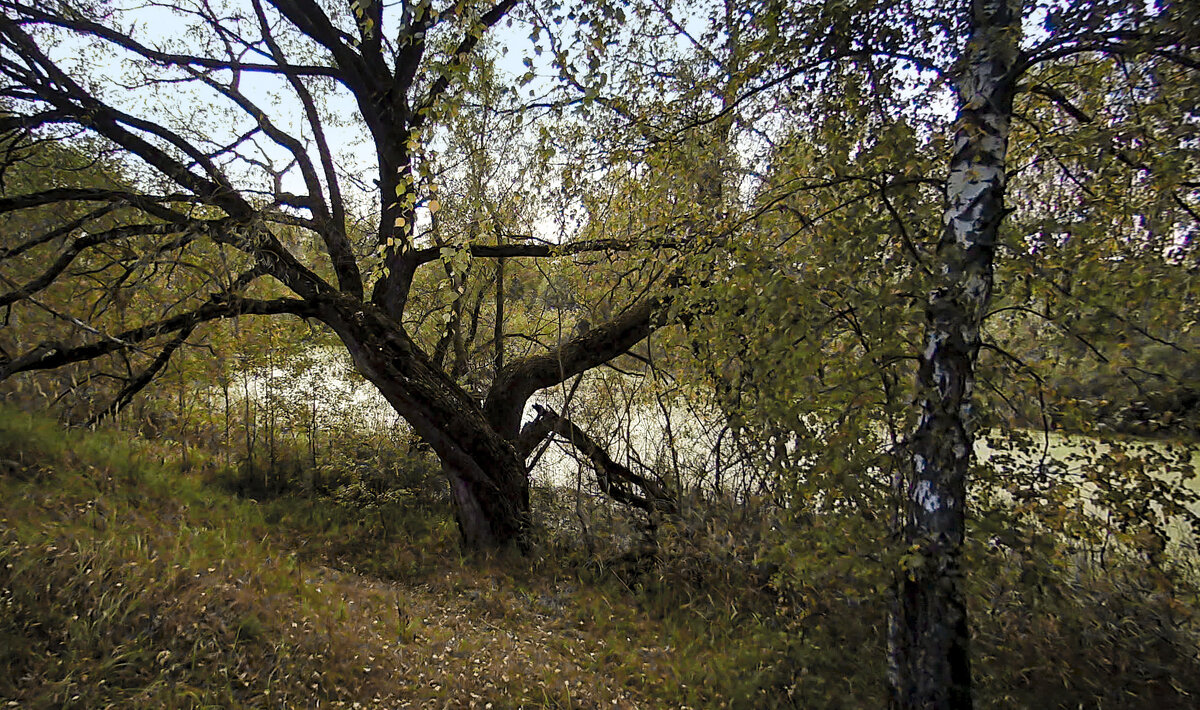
[410,236,682,266]
[250,0,360,297]
[0,17,251,214]
[0,220,215,308]
[85,324,197,426]
[0,188,202,217]
[0,295,316,382]
[2,1,342,80]
[0,203,116,260]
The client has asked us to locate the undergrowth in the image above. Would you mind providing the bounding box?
[0,407,791,708]
[2,406,1200,708]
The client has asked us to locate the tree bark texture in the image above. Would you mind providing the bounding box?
[318,296,532,550]
[889,1,1019,708]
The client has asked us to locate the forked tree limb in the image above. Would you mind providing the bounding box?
[484,296,670,438]
[520,404,677,515]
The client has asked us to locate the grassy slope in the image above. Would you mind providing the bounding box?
[0,409,787,709]
[5,407,1200,709]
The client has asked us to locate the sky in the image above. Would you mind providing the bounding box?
[37,0,553,223]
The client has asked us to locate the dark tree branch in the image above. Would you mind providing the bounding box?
[1025,82,1175,175]
[393,0,437,97]
[268,0,384,133]
[0,188,203,218]
[176,58,362,295]
[410,237,681,266]
[368,0,523,321]
[0,221,216,308]
[0,18,250,215]
[521,404,677,514]
[484,297,669,438]
[85,324,197,426]
[0,203,116,260]
[250,0,360,297]
[2,1,342,79]
[0,108,72,134]
[0,296,316,382]
[1021,31,1200,75]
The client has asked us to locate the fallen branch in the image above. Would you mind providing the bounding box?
[521,404,677,515]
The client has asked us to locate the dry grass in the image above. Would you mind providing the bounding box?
[4,406,1200,709]
[0,409,782,708]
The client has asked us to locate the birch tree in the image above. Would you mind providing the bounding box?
[891,1,1197,706]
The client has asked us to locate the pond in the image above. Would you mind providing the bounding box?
[977,429,1200,558]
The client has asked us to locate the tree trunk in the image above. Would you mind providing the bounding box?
[889,1,1019,708]
[320,297,530,550]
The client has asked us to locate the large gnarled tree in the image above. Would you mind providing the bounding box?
[0,0,675,549]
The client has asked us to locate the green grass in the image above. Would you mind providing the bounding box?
[0,408,392,707]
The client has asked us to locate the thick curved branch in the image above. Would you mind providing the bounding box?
[393,0,437,96]
[1,190,331,304]
[521,404,676,514]
[268,0,382,130]
[367,0,524,320]
[0,188,201,218]
[484,296,669,438]
[0,108,72,135]
[0,38,338,301]
[352,0,389,82]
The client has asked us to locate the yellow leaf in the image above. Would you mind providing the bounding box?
[428,199,440,214]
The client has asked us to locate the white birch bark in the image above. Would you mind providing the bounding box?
[889,1,1022,707]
